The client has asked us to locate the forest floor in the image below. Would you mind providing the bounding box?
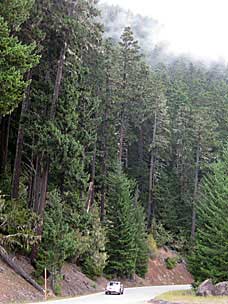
[0,248,193,303]
[153,290,228,304]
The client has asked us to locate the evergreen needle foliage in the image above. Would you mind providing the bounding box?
[105,164,137,278]
[1,0,228,291]
[134,204,149,277]
[188,148,228,283]
[105,164,148,278]
[36,190,77,279]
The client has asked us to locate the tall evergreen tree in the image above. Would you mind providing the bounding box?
[105,164,137,278]
[117,26,141,166]
[188,148,228,283]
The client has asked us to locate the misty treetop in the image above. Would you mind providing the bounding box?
[0,0,228,291]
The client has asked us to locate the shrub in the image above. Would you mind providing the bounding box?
[80,207,107,279]
[0,192,39,251]
[54,283,61,296]
[152,221,174,248]
[147,234,158,259]
[165,257,178,270]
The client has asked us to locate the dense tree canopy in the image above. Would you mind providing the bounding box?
[0,0,38,115]
[0,0,228,292]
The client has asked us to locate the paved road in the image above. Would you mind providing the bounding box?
[38,285,191,304]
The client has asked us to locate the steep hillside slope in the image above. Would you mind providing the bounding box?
[145,249,193,285]
[0,257,103,303]
[0,258,42,303]
[0,248,193,303]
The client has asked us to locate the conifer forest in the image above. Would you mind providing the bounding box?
[1,0,228,290]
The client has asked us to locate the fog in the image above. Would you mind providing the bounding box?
[100,4,159,51]
[99,4,174,65]
[99,0,228,63]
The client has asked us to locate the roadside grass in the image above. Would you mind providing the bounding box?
[156,290,228,304]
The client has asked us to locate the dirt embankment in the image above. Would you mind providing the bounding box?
[145,248,193,286]
[0,257,43,303]
[0,256,104,303]
[0,248,193,303]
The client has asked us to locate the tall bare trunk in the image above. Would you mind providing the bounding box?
[50,44,67,119]
[0,116,11,175]
[139,125,144,163]
[31,159,49,263]
[118,51,127,166]
[35,42,66,210]
[28,141,35,209]
[118,122,124,163]
[118,122,129,168]
[100,106,108,221]
[90,142,97,206]
[11,72,32,199]
[147,112,157,230]
[100,144,107,220]
[191,140,200,240]
[138,125,144,192]
[31,44,67,262]
[85,181,94,213]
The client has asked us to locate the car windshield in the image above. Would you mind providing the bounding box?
[108,282,120,286]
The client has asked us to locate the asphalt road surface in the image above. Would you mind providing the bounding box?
[38,284,191,304]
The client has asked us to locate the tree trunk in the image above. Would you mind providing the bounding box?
[31,157,49,215]
[100,108,108,221]
[31,160,49,263]
[50,1,77,116]
[147,112,157,230]
[28,136,35,208]
[138,125,144,192]
[0,245,44,293]
[50,44,67,120]
[90,143,97,206]
[30,1,77,261]
[118,121,129,168]
[30,42,67,262]
[11,72,32,200]
[0,116,11,175]
[85,181,94,213]
[118,52,127,166]
[138,125,144,163]
[100,142,107,221]
[191,140,200,240]
[100,185,106,222]
[147,152,156,230]
[134,185,139,207]
[118,122,125,163]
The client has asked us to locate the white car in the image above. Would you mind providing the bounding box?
[105,281,124,295]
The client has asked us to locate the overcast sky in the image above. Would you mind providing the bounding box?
[100,0,228,62]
